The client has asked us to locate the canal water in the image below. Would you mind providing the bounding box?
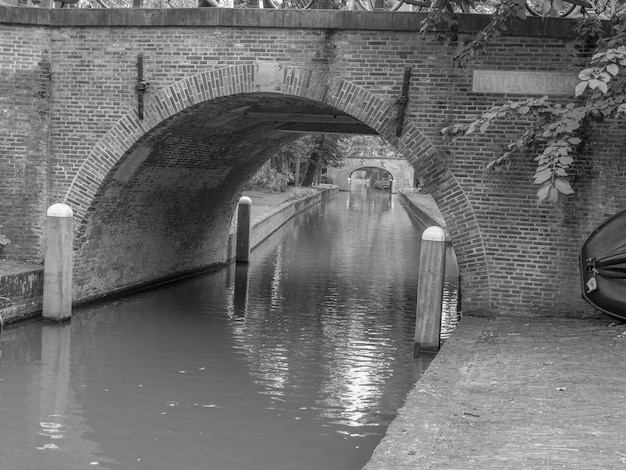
[0,186,459,470]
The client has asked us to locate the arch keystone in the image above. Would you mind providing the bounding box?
[253,61,285,93]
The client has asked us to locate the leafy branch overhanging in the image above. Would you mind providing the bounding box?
[421,2,626,204]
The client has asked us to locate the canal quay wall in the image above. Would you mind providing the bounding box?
[0,186,336,326]
[364,315,626,470]
[398,190,449,239]
[226,186,338,262]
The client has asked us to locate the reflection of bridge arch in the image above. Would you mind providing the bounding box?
[63,63,488,314]
[327,158,414,193]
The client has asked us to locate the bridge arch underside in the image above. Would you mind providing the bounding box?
[72,94,369,302]
[68,78,489,314]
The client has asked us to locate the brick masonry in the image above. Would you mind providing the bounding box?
[1,8,624,316]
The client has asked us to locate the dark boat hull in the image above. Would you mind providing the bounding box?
[579,209,626,321]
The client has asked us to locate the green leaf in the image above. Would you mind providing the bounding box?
[554,178,574,195]
[547,186,559,204]
[606,63,619,76]
[0,234,9,246]
[578,69,594,80]
[591,52,606,62]
[537,162,552,171]
[588,79,602,89]
[574,81,588,97]
[537,181,551,201]
[557,156,574,166]
[597,81,608,94]
[534,168,553,184]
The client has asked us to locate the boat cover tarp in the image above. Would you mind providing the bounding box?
[579,209,626,321]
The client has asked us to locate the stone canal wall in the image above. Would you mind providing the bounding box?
[0,187,335,325]
[226,187,338,262]
[398,190,447,235]
[0,264,43,325]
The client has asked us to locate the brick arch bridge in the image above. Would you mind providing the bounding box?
[2,8,625,316]
[64,63,482,306]
[326,156,415,192]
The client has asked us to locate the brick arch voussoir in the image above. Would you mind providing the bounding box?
[399,121,491,313]
[63,64,258,227]
[63,64,401,228]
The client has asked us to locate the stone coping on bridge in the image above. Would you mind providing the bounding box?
[0,6,600,38]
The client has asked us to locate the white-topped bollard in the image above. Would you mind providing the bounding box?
[236,196,252,264]
[43,204,73,322]
[414,226,447,352]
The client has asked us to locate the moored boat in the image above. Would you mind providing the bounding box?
[579,209,626,321]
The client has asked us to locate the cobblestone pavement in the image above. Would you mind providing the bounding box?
[364,315,626,469]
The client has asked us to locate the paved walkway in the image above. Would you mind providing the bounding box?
[364,315,626,469]
[243,187,318,221]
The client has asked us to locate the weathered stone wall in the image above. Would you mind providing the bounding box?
[1,8,624,316]
[0,265,43,323]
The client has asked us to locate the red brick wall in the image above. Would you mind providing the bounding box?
[0,21,50,261]
[1,8,624,316]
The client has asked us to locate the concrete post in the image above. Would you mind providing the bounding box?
[43,204,73,322]
[236,196,252,264]
[414,226,446,352]
[294,156,301,187]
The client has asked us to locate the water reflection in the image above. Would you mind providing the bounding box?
[0,188,459,470]
[38,324,72,446]
[0,322,104,469]
[228,188,459,442]
[233,264,250,318]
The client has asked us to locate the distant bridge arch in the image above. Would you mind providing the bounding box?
[327,157,414,193]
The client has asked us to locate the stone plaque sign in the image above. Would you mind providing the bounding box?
[472,70,579,96]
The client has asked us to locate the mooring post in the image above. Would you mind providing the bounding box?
[233,264,250,317]
[43,204,73,322]
[294,155,301,187]
[414,226,447,352]
[236,196,252,264]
